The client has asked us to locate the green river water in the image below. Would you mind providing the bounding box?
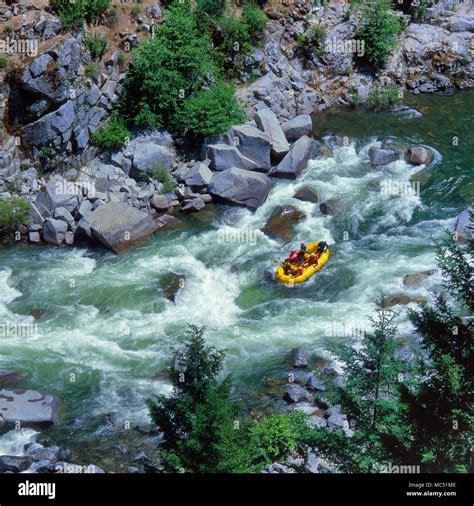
[0,91,473,469]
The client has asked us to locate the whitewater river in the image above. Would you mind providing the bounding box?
[0,91,472,468]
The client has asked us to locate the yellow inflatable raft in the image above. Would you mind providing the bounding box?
[276,242,330,286]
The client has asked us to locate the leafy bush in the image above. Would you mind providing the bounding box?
[196,0,227,19]
[296,24,326,59]
[0,199,30,241]
[84,62,100,82]
[366,86,401,111]
[118,2,243,139]
[242,1,268,46]
[355,0,402,66]
[51,0,110,29]
[250,411,310,464]
[0,54,8,70]
[91,118,131,150]
[84,33,109,61]
[149,164,177,193]
[176,82,244,139]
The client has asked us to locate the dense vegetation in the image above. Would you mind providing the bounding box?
[110,0,266,143]
[0,199,30,242]
[355,0,403,66]
[148,219,473,473]
[51,0,110,29]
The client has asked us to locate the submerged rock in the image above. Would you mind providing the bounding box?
[405,146,433,165]
[293,187,318,203]
[261,205,305,243]
[454,209,472,244]
[403,269,437,288]
[319,199,342,216]
[283,383,312,403]
[0,370,24,387]
[159,273,185,302]
[384,293,426,308]
[290,347,309,368]
[368,146,400,166]
[0,456,33,473]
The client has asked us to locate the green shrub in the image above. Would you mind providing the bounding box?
[149,163,177,193]
[0,199,30,240]
[355,0,402,66]
[196,0,227,19]
[177,82,244,139]
[118,2,242,139]
[296,24,326,58]
[91,118,131,150]
[85,62,100,82]
[250,411,310,464]
[366,86,401,111]
[0,54,8,70]
[242,1,268,46]
[51,0,110,29]
[84,33,109,61]
[105,7,118,27]
[131,5,140,16]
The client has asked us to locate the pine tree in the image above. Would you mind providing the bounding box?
[308,297,412,472]
[147,325,253,472]
[403,225,474,472]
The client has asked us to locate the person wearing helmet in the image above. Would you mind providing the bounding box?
[297,242,308,262]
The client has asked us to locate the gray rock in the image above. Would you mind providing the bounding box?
[43,181,79,213]
[283,383,312,403]
[85,202,158,253]
[29,231,41,243]
[65,231,74,245]
[293,186,318,203]
[368,146,400,166]
[0,456,33,473]
[26,445,60,463]
[281,115,312,141]
[0,389,59,432]
[130,143,174,178]
[306,452,320,473]
[181,197,206,213]
[254,107,290,159]
[151,194,171,212]
[270,135,313,178]
[405,146,433,165]
[306,373,326,392]
[261,204,305,243]
[205,144,260,172]
[308,415,327,429]
[42,218,68,246]
[232,124,272,171]
[209,168,272,209]
[156,214,184,230]
[290,348,308,368]
[454,209,472,244]
[182,162,213,188]
[54,207,74,227]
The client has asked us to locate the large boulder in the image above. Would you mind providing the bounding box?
[180,162,213,189]
[0,389,59,432]
[261,205,305,242]
[281,115,312,141]
[232,125,271,171]
[269,135,313,178]
[129,142,174,178]
[368,146,400,166]
[405,146,433,165]
[205,144,260,172]
[254,108,290,159]
[38,181,80,214]
[42,218,68,246]
[454,209,472,243]
[208,168,272,209]
[85,202,158,253]
[283,384,312,404]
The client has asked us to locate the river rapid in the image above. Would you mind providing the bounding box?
[0,91,472,469]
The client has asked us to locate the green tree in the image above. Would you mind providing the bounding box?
[403,227,474,472]
[0,199,30,242]
[306,297,412,472]
[355,0,402,66]
[147,325,253,473]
